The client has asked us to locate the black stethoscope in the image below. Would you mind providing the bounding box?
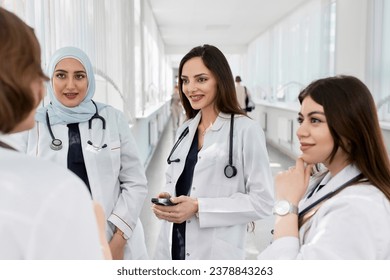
[46,100,107,151]
[167,114,237,178]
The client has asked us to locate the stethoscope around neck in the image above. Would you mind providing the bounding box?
[167,114,237,179]
[46,100,107,151]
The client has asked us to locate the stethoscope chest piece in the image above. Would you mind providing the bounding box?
[224,164,237,178]
[50,138,63,150]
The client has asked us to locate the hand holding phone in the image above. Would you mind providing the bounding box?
[151,197,177,206]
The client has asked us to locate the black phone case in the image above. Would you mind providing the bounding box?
[151,198,176,206]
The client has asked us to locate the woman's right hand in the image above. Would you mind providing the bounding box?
[152,192,172,221]
[158,192,171,199]
[274,157,313,205]
[152,192,198,223]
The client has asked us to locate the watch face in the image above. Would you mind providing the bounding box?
[274,200,290,216]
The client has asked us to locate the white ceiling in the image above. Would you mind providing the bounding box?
[148,0,309,57]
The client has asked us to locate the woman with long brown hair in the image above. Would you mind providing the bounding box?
[152,44,273,260]
[259,75,390,259]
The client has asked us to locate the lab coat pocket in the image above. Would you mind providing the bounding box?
[196,152,217,171]
[196,142,227,173]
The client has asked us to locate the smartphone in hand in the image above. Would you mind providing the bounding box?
[151,198,177,206]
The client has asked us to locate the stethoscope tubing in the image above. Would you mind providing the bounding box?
[167,127,189,164]
[167,114,236,178]
[46,100,107,151]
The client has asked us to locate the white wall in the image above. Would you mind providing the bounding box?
[253,102,300,159]
[334,0,368,79]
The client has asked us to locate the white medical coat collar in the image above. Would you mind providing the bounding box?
[299,164,361,211]
[179,112,237,147]
[189,111,232,132]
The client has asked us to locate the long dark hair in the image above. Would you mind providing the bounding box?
[299,75,390,200]
[177,44,245,120]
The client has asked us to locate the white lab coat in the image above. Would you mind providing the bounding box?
[8,106,148,259]
[259,164,390,259]
[0,143,103,259]
[154,112,274,259]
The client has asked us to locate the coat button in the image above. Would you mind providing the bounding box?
[186,252,190,257]
[187,220,191,223]
[192,187,196,191]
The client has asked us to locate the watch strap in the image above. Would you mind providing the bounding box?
[289,203,299,215]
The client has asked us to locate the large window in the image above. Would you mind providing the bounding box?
[1,0,171,121]
[246,0,336,103]
[367,0,390,122]
[382,2,390,121]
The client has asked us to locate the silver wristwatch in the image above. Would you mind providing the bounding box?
[273,200,298,216]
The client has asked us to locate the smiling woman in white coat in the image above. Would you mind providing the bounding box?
[152,44,274,260]
[259,75,390,259]
[0,7,107,259]
[8,46,148,260]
